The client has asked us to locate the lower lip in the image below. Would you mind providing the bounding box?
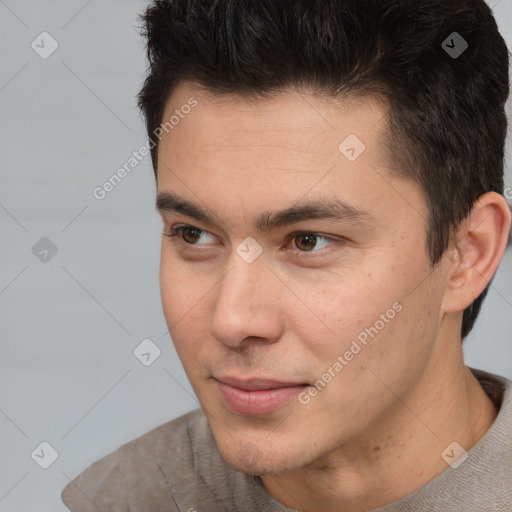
[216,381,307,415]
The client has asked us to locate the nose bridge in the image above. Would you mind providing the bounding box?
[210,250,281,345]
[217,252,267,316]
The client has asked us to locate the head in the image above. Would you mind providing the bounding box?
[137,0,511,475]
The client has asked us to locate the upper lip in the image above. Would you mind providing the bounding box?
[214,376,309,391]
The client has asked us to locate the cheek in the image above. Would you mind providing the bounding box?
[290,269,403,362]
[159,251,209,336]
[159,257,182,323]
[325,281,442,405]
[159,253,228,381]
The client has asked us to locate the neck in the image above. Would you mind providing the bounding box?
[261,330,498,512]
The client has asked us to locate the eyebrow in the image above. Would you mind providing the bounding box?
[155,192,376,232]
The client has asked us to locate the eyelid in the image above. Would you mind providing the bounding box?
[284,231,340,255]
[164,224,216,245]
[164,223,343,256]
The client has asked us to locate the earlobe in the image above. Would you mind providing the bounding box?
[442,192,511,315]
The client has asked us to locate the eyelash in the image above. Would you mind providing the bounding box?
[163,224,341,259]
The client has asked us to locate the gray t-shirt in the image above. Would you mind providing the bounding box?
[61,367,512,511]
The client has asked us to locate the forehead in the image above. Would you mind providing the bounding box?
[160,81,389,148]
[155,81,428,233]
[157,82,392,184]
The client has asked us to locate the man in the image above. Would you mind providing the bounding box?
[61,0,512,510]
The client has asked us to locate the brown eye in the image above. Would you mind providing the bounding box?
[164,225,215,246]
[181,227,203,244]
[294,233,319,251]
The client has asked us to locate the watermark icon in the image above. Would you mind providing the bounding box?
[31,32,59,59]
[236,237,263,263]
[298,301,403,405]
[441,441,468,469]
[32,237,58,263]
[237,442,263,469]
[93,98,198,200]
[31,441,59,469]
[133,338,161,366]
[441,32,468,59]
[338,134,366,162]
[504,186,512,201]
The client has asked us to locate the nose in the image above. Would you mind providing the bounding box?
[209,252,284,349]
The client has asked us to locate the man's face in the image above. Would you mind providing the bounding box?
[157,83,448,475]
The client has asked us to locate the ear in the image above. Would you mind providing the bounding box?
[441,191,511,315]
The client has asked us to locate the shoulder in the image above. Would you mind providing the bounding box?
[469,366,510,407]
[469,367,512,459]
[61,408,206,512]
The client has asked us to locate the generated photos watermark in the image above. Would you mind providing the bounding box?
[92,97,198,200]
[298,301,403,405]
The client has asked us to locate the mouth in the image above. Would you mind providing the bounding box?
[213,376,310,415]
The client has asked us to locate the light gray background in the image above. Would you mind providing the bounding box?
[0,1,511,511]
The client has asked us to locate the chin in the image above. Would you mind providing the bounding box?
[213,430,310,476]
[223,449,301,476]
